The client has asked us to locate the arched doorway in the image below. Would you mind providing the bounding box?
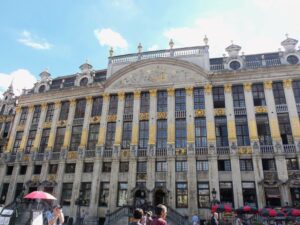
[154,189,166,206]
[134,190,147,209]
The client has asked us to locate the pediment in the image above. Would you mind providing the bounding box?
[105,58,210,91]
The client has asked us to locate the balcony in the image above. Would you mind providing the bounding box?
[34,153,44,161]
[73,118,84,125]
[260,145,274,154]
[156,148,167,156]
[175,110,186,118]
[276,104,288,113]
[51,152,60,160]
[283,144,296,153]
[103,149,112,158]
[234,107,247,115]
[288,170,300,180]
[137,149,147,157]
[195,147,208,155]
[217,146,230,155]
[263,171,278,181]
[85,150,95,158]
[123,114,133,121]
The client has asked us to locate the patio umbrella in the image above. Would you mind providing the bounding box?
[24,191,56,200]
[259,208,286,217]
[235,205,258,214]
[212,204,233,213]
[281,208,300,217]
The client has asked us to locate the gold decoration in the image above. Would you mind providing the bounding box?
[134,90,141,100]
[263,80,273,89]
[29,105,35,113]
[167,123,175,144]
[238,147,252,155]
[185,86,194,96]
[54,101,61,109]
[86,96,93,101]
[41,103,48,110]
[57,120,67,127]
[214,108,226,116]
[47,132,54,148]
[33,133,42,148]
[114,126,122,145]
[187,123,195,143]
[102,93,110,102]
[283,79,292,89]
[70,98,76,107]
[19,136,26,150]
[149,89,157,97]
[68,151,78,159]
[121,149,129,158]
[269,118,281,140]
[48,174,57,181]
[139,113,149,120]
[15,106,21,114]
[32,175,40,182]
[248,119,258,141]
[118,91,125,101]
[16,124,25,131]
[167,87,175,96]
[90,116,101,123]
[63,128,71,148]
[194,109,205,117]
[97,127,106,145]
[291,116,300,138]
[227,120,236,140]
[204,84,212,94]
[175,148,187,156]
[157,112,167,119]
[255,106,268,113]
[107,114,117,122]
[148,123,156,145]
[23,154,30,161]
[224,84,232,93]
[80,128,88,146]
[207,121,216,141]
[43,121,52,128]
[131,124,138,145]
[243,82,252,92]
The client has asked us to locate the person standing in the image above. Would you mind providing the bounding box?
[47,205,64,225]
[130,208,144,225]
[210,212,218,225]
[150,204,168,225]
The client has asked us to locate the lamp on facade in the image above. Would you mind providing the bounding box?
[211,188,218,206]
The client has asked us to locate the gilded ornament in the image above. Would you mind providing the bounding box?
[121,150,129,158]
[43,121,52,128]
[29,105,35,113]
[41,103,48,110]
[185,86,194,96]
[48,174,57,181]
[224,84,232,93]
[118,91,125,101]
[70,98,76,107]
[243,82,252,92]
[175,148,187,156]
[107,115,117,122]
[15,106,21,113]
[139,113,149,120]
[32,175,40,182]
[23,155,30,161]
[54,101,61,109]
[134,90,141,100]
[149,89,157,97]
[102,93,110,102]
[57,120,66,127]
[90,116,101,123]
[167,87,175,96]
[263,80,273,89]
[68,151,78,159]
[255,106,268,113]
[86,96,93,102]
[194,109,205,117]
[283,79,292,89]
[16,124,25,131]
[157,112,167,119]
[204,84,212,94]
[214,108,226,116]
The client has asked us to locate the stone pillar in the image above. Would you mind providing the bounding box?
[185,87,195,151]
[19,105,35,151]
[70,160,84,218]
[6,106,22,152]
[79,96,93,150]
[275,153,290,205]
[32,103,48,151]
[54,161,65,203]
[131,91,141,147]
[97,93,109,148]
[46,101,61,150]
[114,91,125,147]
[108,159,120,211]
[230,155,243,207]
[62,99,76,150]
[252,155,265,208]
[167,88,175,147]
[128,157,137,205]
[5,163,20,204]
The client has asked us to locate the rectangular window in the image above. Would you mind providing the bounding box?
[273,82,286,105]
[70,125,82,151]
[198,182,210,208]
[20,165,27,175]
[194,87,205,109]
[156,120,167,149]
[83,162,94,173]
[175,119,186,148]
[242,182,257,207]
[256,114,272,145]
[119,162,129,173]
[156,161,167,172]
[240,159,253,171]
[196,160,208,171]
[33,165,42,174]
[195,118,207,147]
[105,122,116,149]
[220,182,234,207]
[117,182,128,207]
[91,96,103,117]
[286,158,299,170]
[157,91,167,112]
[62,183,73,205]
[232,85,245,108]
[213,87,225,108]
[45,103,55,122]
[80,182,91,206]
[74,99,86,119]
[6,166,13,175]
[25,130,36,153]
[175,89,186,111]
[292,80,300,103]
[65,163,76,173]
[53,127,65,152]
[124,93,134,115]
[252,83,266,106]
[15,183,24,200]
[262,159,276,171]
[13,131,23,152]
[0,184,9,204]
[235,115,250,146]
[19,107,28,125]
[176,182,188,208]
[32,105,41,125]
[108,95,118,115]
[137,161,147,173]
[215,116,228,147]
[218,160,231,171]
[99,182,110,206]
[3,122,11,138]
[176,160,187,172]
[122,122,132,149]
[39,128,50,153]
[102,162,112,172]
[278,113,293,144]
[87,124,99,150]
[59,101,70,121]
[48,164,58,174]
[139,121,149,149]
[140,92,150,113]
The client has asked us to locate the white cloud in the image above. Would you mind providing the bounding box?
[148,44,159,51]
[0,69,37,97]
[94,28,128,49]
[18,30,52,50]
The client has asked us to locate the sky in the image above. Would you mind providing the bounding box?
[1,0,300,96]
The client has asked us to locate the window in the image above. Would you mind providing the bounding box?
[32,105,41,124]
[39,129,50,153]
[65,163,76,173]
[235,116,250,146]
[156,161,167,172]
[0,184,9,204]
[194,87,205,109]
[175,119,186,148]
[198,182,210,208]
[215,117,228,147]
[83,162,94,173]
[218,160,231,171]
[273,82,286,105]
[19,107,28,125]
[242,182,257,207]
[175,89,186,111]
[256,114,272,145]
[74,99,86,119]
[196,160,208,171]
[176,182,188,208]
[59,101,70,121]
[278,114,293,144]
[80,77,88,86]
[119,162,129,173]
[195,118,207,147]
[48,164,58,174]
[293,80,300,103]
[286,158,299,170]
[252,83,266,106]
[220,182,234,207]
[176,160,187,172]
[45,103,55,122]
[122,122,132,149]
[139,121,149,149]
[53,127,65,152]
[156,120,167,149]
[140,92,150,113]
[213,87,225,108]
[80,182,91,206]
[137,161,147,173]
[87,124,99,150]
[124,93,133,115]
[157,91,167,112]
[102,162,112,172]
[108,95,118,115]
[19,165,27,175]
[262,159,276,171]
[99,182,110,206]
[33,165,42,174]
[13,131,23,152]
[6,166,13,175]
[25,130,36,153]
[15,183,24,200]
[62,183,73,205]
[3,122,11,138]
[105,122,116,149]
[70,125,82,151]
[117,182,128,206]
[232,85,245,108]
[240,159,253,171]
[91,97,103,117]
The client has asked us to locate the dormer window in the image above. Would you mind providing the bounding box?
[80,77,88,86]
[229,60,241,70]
[38,85,46,93]
[287,55,299,65]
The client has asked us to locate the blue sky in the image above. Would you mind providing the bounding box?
[0,0,300,95]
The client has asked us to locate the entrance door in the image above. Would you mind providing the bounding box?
[154,190,166,206]
[134,190,147,209]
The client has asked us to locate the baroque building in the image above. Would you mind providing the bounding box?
[1,36,300,224]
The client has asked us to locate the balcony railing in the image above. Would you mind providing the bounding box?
[73,118,84,125]
[103,150,112,158]
[34,153,44,161]
[137,149,147,157]
[175,110,186,118]
[245,60,262,69]
[265,58,281,67]
[297,103,300,113]
[85,150,96,158]
[276,104,288,113]
[156,148,167,156]
[210,64,224,71]
[283,144,296,153]
[234,107,247,115]
[260,145,274,154]
[195,147,208,155]
[123,114,133,121]
[51,152,60,160]
[217,146,230,155]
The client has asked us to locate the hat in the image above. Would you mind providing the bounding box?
[53,204,62,209]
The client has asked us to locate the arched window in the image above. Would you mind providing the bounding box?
[39,85,46,93]
[80,77,88,86]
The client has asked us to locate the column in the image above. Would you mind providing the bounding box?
[275,153,290,205]
[185,86,195,151]
[19,105,35,151]
[252,155,265,208]
[97,93,109,148]
[46,101,61,150]
[32,103,48,151]
[5,163,20,204]
[79,96,93,150]
[54,162,65,203]
[114,91,125,148]
[6,106,22,152]
[108,159,120,211]
[70,160,84,219]
[62,99,76,150]
[167,88,175,147]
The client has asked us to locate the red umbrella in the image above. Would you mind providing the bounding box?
[24,191,56,200]
[235,205,258,214]
[259,208,285,217]
[212,204,233,213]
[281,208,300,217]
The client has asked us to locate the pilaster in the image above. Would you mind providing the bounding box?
[187,155,197,215]
[79,96,93,149]
[131,90,141,146]
[70,160,84,218]
[230,155,243,207]
[46,101,61,150]
[208,155,220,200]
[97,93,109,147]
[54,161,65,203]
[252,154,265,208]
[167,88,175,145]
[204,84,216,144]
[166,156,176,208]
[19,105,35,151]
[108,159,120,210]
[128,157,137,205]
[63,99,76,149]
[32,103,48,151]
[185,87,195,147]
[114,91,125,146]
[224,84,237,143]
[148,89,157,146]
[89,159,103,215]
[5,163,20,204]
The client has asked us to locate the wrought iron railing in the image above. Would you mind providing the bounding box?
[156,148,167,156]
[104,205,131,225]
[260,145,274,154]
[195,147,208,155]
[283,144,296,153]
[217,146,230,155]
[85,150,96,158]
[234,107,247,115]
[276,104,288,113]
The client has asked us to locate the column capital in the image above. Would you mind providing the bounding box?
[185,86,194,96]
[149,89,157,97]
[54,101,61,109]
[118,91,125,101]
[167,87,175,96]
[29,105,35,113]
[86,96,93,102]
[283,79,293,89]
[70,98,77,107]
[224,84,232,93]
[102,93,110,102]
[134,90,141,100]
[243,82,252,92]
[204,84,212,94]
[15,106,21,113]
[41,103,48,110]
[263,80,273,89]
